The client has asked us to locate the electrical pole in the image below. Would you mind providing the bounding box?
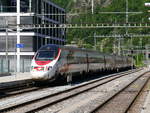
[125,0,129,36]
[17,0,21,72]
[113,39,116,54]
[124,0,129,56]
[94,32,96,50]
[118,37,121,55]
[146,45,149,67]
[126,0,128,24]
[91,0,94,14]
[5,19,8,72]
[29,0,32,12]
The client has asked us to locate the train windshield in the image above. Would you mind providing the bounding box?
[35,51,55,60]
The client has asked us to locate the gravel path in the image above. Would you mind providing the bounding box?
[95,73,150,113]
[0,68,147,113]
[36,69,147,113]
[0,85,72,110]
[128,79,150,113]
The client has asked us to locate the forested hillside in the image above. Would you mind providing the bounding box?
[52,0,150,66]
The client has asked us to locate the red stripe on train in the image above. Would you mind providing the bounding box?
[35,48,61,66]
[35,61,51,65]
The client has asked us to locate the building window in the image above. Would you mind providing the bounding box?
[20,36,33,52]
[38,37,41,49]
[20,0,29,12]
[50,5,52,19]
[0,36,16,52]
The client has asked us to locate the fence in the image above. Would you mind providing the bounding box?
[0,56,32,74]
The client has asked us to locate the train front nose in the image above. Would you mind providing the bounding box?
[31,71,49,80]
[30,66,54,80]
[30,66,50,80]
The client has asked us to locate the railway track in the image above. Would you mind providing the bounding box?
[93,70,150,113]
[0,81,37,99]
[0,79,71,100]
[0,85,46,99]
[0,68,145,113]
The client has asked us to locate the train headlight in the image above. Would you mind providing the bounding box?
[45,66,52,71]
[32,66,45,71]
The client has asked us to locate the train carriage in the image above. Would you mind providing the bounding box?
[30,44,132,83]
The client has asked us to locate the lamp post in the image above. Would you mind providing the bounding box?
[5,19,9,72]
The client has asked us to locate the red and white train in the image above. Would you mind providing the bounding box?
[30,44,132,83]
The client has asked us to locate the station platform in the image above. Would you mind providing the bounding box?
[0,72,31,83]
[0,72,32,89]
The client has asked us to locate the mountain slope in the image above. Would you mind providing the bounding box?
[52,0,149,65]
[52,0,150,66]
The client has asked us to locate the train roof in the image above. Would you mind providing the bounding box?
[38,44,130,58]
[39,44,59,51]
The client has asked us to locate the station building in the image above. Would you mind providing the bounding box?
[0,0,66,73]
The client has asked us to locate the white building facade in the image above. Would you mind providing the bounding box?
[0,0,66,73]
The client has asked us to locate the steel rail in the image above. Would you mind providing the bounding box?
[91,71,150,113]
[0,69,142,113]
